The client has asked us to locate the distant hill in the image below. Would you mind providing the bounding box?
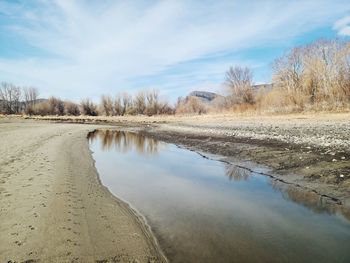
[183,84,273,108]
[187,91,221,103]
[186,84,272,103]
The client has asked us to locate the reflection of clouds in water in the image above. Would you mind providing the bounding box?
[225,165,250,181]
[88,130,160,155]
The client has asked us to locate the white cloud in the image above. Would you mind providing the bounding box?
[333,15,350,36]
[0,0,349,100]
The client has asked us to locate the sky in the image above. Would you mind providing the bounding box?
[0,0,350,102]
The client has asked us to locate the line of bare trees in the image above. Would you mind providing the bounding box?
[99,90,173,116]
[0,84,173,116]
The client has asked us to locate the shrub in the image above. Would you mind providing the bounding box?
[33,101,50,116]
[47,97,65,115]
[65,101,80,116]
[81,99,98,116]
[175,96,207,114]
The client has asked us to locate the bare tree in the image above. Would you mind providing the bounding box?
[47,97,65,115]
[225,66,254,104]
[121,92,132,116]
[81,98,98,116]
[157,100,174,115]
[0,82,22,114]
[24,87,39,114]
[65,101,80,116]
[145,89,160,116]
[134,91,146,115]
[12,86,22,113]
[114,94,123,115]
[24,87,39,107]
[101,95,114,116]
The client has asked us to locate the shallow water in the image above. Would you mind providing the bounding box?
[88,130,350,263]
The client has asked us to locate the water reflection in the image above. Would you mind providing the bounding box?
[89,130,350,263]
[272,180,350,220]
[225,164,250,181]
[88,129,160,155]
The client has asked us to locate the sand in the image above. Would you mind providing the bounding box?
[0,120,166,262]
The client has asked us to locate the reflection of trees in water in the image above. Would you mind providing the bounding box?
[225,165,250,181]
[271,180,350,221]
[87,129,159,155]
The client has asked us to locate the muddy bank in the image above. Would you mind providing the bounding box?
[0,120,166,262]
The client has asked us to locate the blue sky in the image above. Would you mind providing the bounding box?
[0,0,349,102]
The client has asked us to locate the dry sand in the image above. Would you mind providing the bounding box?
[0,120,166,262]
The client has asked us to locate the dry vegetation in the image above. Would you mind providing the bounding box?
[1,38,349,117]
[177,39,350,114]
[266,39,350,112]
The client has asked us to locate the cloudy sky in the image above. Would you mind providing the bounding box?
[0,0,349,101]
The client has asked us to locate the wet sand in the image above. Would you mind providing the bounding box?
[0,120,166,262]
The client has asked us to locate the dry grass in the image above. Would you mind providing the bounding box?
[23,111,350,126]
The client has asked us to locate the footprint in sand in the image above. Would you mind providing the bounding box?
[14,240,22,246]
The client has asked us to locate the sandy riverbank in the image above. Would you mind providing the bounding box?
[0,120,166,262]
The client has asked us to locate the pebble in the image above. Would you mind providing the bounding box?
[332,159,337,162]
[340,174,344,178]
[341,156,346,160]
